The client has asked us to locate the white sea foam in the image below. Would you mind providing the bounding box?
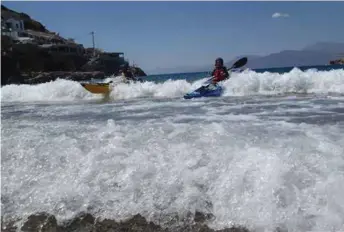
[0,79,101,102]
[1,68,344,103]
[2,92,344,231]
[222,68,344,96]
[1,68,344,231]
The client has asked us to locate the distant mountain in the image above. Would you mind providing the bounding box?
[226,42,344,69]
[147,42,344,75]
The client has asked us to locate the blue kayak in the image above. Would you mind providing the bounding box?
[184,83,223,99]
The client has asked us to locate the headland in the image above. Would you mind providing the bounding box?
[1,4,147,86]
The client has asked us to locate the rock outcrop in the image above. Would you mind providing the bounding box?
[329,58,344,65]
[1,211,250,232]
[80,55,147,77]
[21,71,106,84]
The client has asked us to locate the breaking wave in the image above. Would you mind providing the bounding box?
[1,68,344,103]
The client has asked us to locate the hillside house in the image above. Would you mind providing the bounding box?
[39,43,85,56]
[1,16,25,40]
[21,29,66,45]
[84,47,103,58]
[99,52,124,60]
[1,17,24,31]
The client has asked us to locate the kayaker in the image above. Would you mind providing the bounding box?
[194,57,230,92]
[211,57,229,84]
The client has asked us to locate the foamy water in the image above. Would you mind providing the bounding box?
[1,68,344,231]
[1,68,344,103]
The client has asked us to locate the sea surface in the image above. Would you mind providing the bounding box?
[1,65,344,231]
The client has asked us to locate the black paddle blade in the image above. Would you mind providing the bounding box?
[231,57,248,69]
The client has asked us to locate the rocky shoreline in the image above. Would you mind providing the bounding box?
[1,47,147,86]
[2,67,147,86]
[24,71,105,84]
[3,67,146,85]
[1,212,250,232]
[4,71,107,85]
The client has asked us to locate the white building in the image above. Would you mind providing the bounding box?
[1,17,25,40]
[3,17,25,32]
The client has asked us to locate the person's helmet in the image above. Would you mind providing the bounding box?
[215,57,224,66]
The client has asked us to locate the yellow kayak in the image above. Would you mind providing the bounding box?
[80,83,110,94]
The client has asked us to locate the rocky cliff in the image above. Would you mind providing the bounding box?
[1,4,147,86]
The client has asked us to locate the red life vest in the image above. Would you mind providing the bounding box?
[213,67,227,82]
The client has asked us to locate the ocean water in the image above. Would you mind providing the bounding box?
[1,65,344,231]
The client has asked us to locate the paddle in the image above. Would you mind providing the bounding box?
[230,57,248,70]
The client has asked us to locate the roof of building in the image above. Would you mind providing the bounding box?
[102,52,124,55]
[39,43,84,48]
[25,29,66,41]
[17,37,33,41]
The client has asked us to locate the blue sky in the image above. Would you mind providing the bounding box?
[2,1,344,74]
